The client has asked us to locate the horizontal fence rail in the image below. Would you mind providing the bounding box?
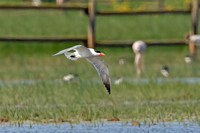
[0,36,87,42]
[0,4,88,10]
[96,40,187,47]
[96,9,191,15]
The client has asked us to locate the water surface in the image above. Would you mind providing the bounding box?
[1,77,200,86]
[0,121,199,133]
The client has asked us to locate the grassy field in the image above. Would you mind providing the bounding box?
[0,1,200,125]
[0,0,195,42]
[1,42,200,124]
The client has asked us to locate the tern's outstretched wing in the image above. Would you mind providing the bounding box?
[86,56,111,94]
[53,45,86,56]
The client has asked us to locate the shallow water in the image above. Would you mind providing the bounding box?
[123,77,200,83]
[1,77,200,86]
[0,121,200,133]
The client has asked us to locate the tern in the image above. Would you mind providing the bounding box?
[132,40,147,78]
[53,45,111,94]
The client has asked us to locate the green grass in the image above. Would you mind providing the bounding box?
[0,10,193,41]
[1,42,200,124]
[0,0,195,42]
[0,10,88,38]
[96,14,191,41]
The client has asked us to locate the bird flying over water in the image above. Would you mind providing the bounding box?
[53,45,111,94]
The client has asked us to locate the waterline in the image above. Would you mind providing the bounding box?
[0,121,199,133]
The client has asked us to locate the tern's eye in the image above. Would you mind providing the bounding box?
[95,50,101,53]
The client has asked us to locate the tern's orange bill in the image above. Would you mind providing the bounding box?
[100,53,105,56]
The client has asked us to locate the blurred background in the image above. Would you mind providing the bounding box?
[0,0,194,42]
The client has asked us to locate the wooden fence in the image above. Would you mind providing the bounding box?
[0,0,199,56]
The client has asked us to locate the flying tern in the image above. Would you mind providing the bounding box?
[53,45,111,94]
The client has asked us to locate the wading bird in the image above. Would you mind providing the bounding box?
[132,41,146,78]
[161,65,169,78]
[32,0,41,6]
[185,55,192,64]
[186,34,200,45]
[56,0,64,5]
[114,77,123,85]
[53,45,111,94]
[63,74,78,82]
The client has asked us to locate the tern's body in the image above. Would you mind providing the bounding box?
[53,45,111,94]
[132,41,146,78]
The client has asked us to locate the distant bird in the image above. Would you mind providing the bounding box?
[63,74,77,82]
[118,58,126,65]
[185,34,200,45]
[161,65,169,78]
[53,45,111,94]
[32,0,41,6]
[132,41,147,78]
[114,77,123,85]
[185,55,192,64]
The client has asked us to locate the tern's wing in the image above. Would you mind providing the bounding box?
[86,56,111,94]
[53,45,87,56]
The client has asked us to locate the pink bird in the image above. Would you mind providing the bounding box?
[132,41,147,78]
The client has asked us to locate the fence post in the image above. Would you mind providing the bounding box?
[190,0,199,57]
[88,0,96,48]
